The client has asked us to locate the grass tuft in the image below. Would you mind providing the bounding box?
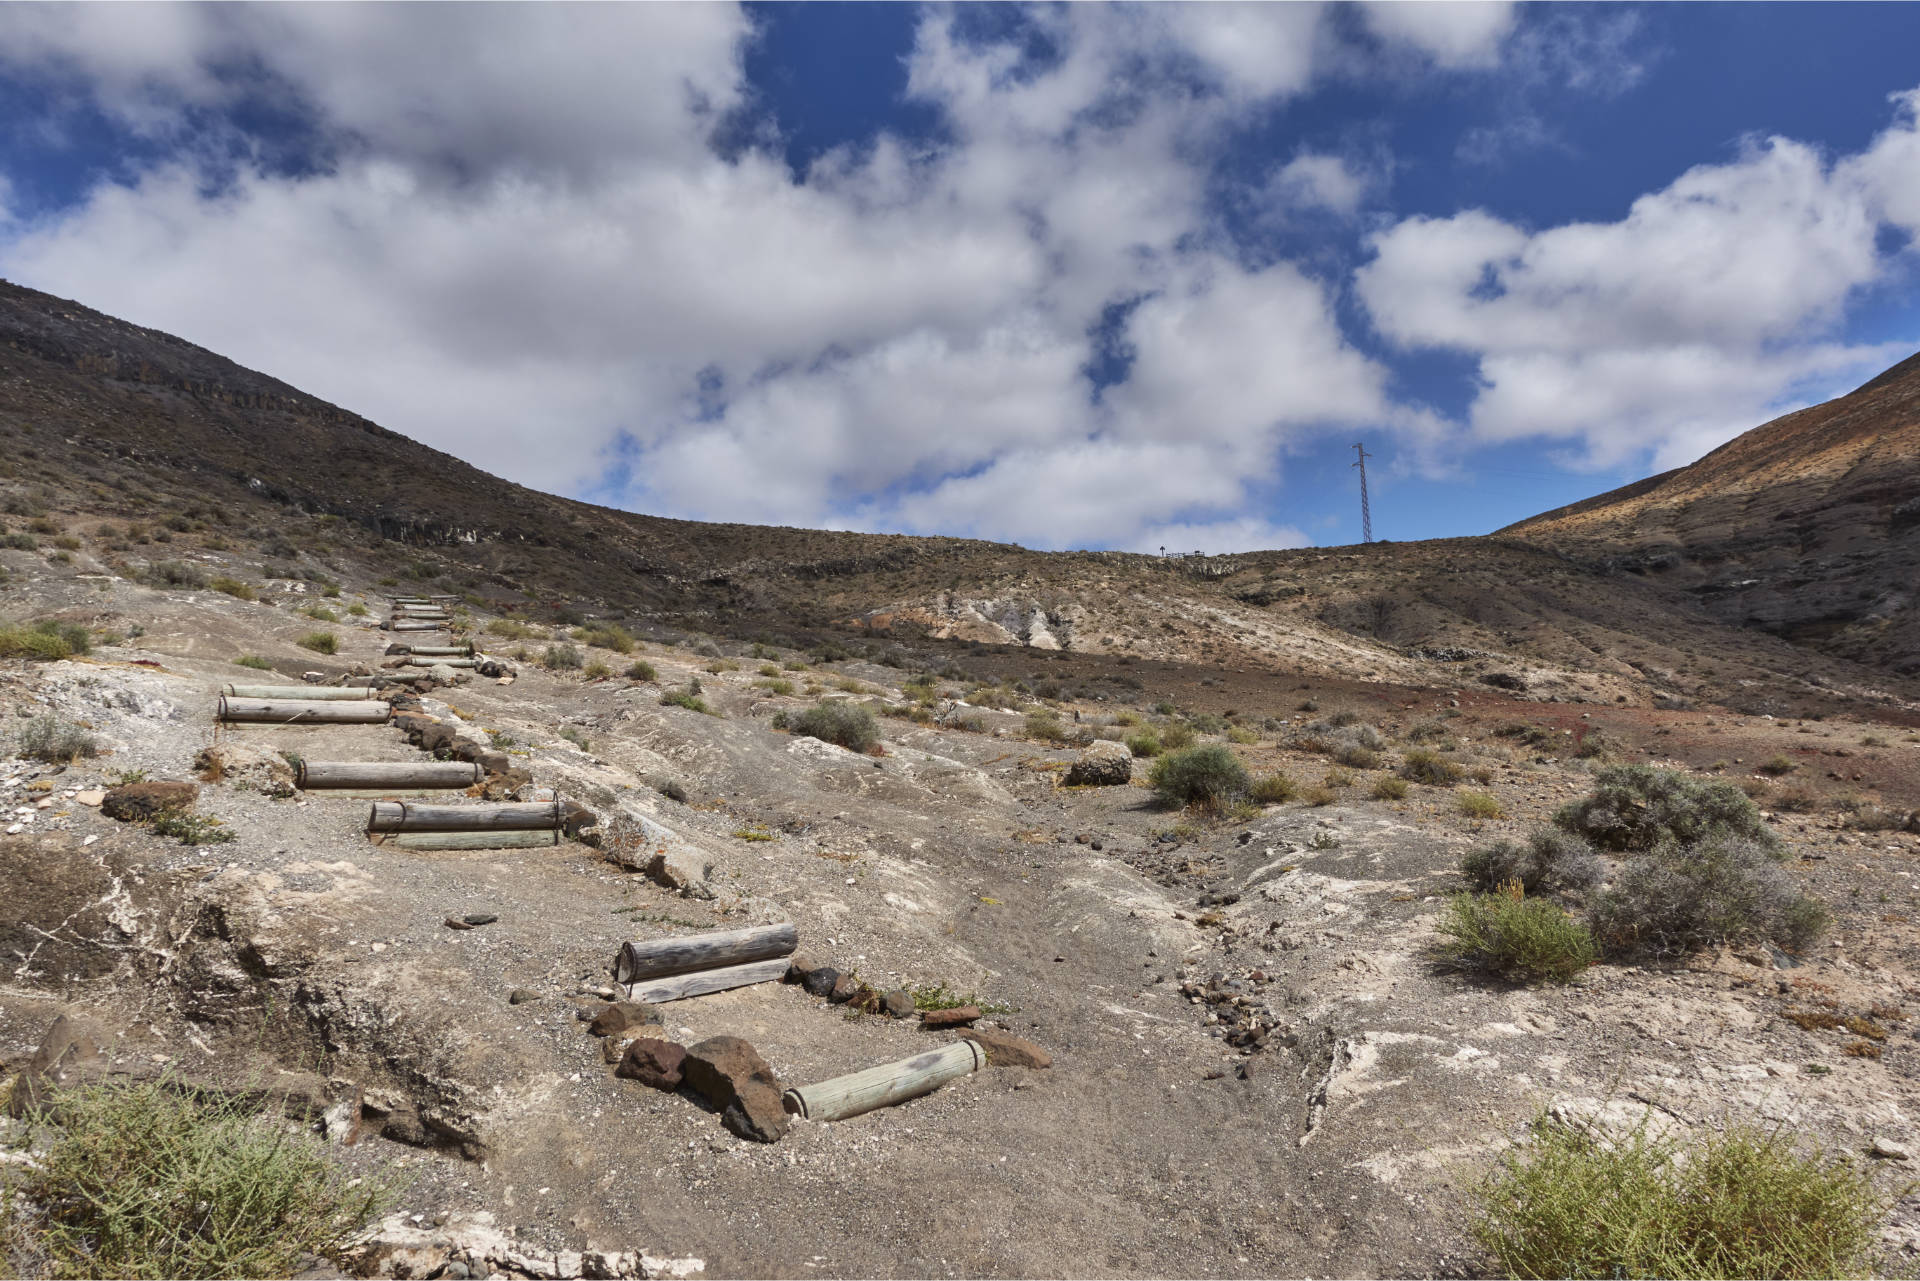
[1437,883,1596,984]
[1473,1114,1888,1280]
[8,1079,385,1279]
[17,713,99,763]
[1147,744,1250,811]
[295,632,336,655]
[788,702,881,753]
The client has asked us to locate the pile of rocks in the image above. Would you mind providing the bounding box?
[1178,968,1293,1055]
[783,954,917,1019]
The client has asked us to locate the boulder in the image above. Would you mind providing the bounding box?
[1481,671,1527,691]
[192,744,294,797]
[681,1036,789,1143]
[828,973,858,1004]
[784,953,826,984]
[881,989,916,1019]
[615,1038,687,1090]
[963,1027,1052,1069]
[802,966,841,998]
[643,849,715,900]
[1064,739,1132,787]
[101,780,198,823]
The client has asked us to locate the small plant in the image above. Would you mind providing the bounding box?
[234,655,273,670]
[1458,790,1504,819]
[486,618,537,640]
[1148,744,1250,811]
[1462,828,1602,895]
[209,576,255,600]
[660,683,714,715]
[1400,748,1464,786]
[1333,744,1381,769]
[151,812,238,845]
[754,677,796,696]
[296,631,337,655]
[558,726,591,752]
[1758,754,1799,776]
[1555,763,1777,853]
[543,642,583,671]
[789,702,881,753]
[1159,723,1197,751]
[624,659,659,681]
[1437,883,1597,983]
[582,660,611,679]
[733,827,775,842]
[1371,776,1409,801]
[1226,725,1260,745]
[18,713,99,762]
[1307,829,1341,850]
[141,559,207,589]
[1473,1114,1888,1279]
[1592,833,1829,958]
[346,602,368,617]
[1302,784,1338,806]
[1024,709,1072,745]
[574,624,635,653]
[1125,730,1163,758]
[9,1078,385,1278]
[1249,772,1296,804]
[0,618,91,660]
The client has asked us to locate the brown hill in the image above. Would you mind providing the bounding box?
[3,276,1915,718]
[1507,353,1920,674]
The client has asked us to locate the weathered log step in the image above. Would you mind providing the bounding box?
[299,761,481,790]
[220,685,383,701]
[404,657,477,669]
[366,800,561,833]
[384,643,475,657]
[782,1041,985,1122]
[613,924,799,985]
[387,621,446,631]
[374,829,560,850]
[623,957,791,1003]
[217,697,390,724]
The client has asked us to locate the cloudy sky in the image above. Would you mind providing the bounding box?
[2,3,1918,551]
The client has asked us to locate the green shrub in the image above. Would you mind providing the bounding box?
[486,618,537,640]
[10,1078,385,1278]
[1473,1116,1887,1280]
[18,713,99,763]
[624,660,658,681]
[1159,723,1197,751]
[543,642,583,671]
[1400,748,1463,785]
[144,560,208,589]
[1371,776,1409,801]
[1437,887,1596,983]
[0,619,90,660]
[582,660,611,679]
[209,577,255,600]
[1024,709,1071,745]
[1462,828,1601,895]
[1148,744,1250,810]
[1249,772,1296,804]
[1554,764,1778,853]
[1125,730,1162,758]
[559,726,591,751]
[234,655,273,671]
[1333,744,1381,769]
[1591,832,1828,957]
[151,813,237,845]
[660,684,714,715]
[346,602,368,617]
[1302,784,1338,806]
[298,604,337,622]
[575,624,635,654]
[296,631,336,655]
[754,677,796,696]
[1758,754,1799,776]
[1458,790,1504,819]
[789,702,881,753]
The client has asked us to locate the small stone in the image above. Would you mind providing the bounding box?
[802,966,841,999]
[73,790,105,807]
[963,1027,1051,1069]
[461,912,498,926]
[921,1005,980,1029]
[443,917,474,930]
[784,953,823,984]
[588,1001,660,1037]
[881,989,915,1018]
[828,973,858,1004]
[508,988,541,1005]
[616,1038,687,1090]
[1064,739,1132,787]
[1870,1137,1911,1161]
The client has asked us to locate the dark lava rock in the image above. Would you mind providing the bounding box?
[921,1005,981,1029]
[802,966,841,999]
[616,1038,687,1090]
[682,1035,789,1143]
[101,780,197,823]
[963,1028,1052,1069]
[588,1002,660,1037]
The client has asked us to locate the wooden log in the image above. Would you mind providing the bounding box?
[623,957,790,1004]
[401,644,475,657]
[782,1041,985,1122]
[388,621,445,632]
[613,924,799,985]
[217,697,390,724]
[392,605,449,615]
[405,657,477,669]
[365,800,561,833]
[299,761,481,790]
[220,684,384,701]
[377,829,560,850]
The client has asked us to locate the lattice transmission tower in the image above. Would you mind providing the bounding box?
[1351,442,1373,543]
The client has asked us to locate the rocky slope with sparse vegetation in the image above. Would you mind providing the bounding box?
[1,281,1919,1278]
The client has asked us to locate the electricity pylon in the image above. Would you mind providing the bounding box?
[1352,442,1373,543]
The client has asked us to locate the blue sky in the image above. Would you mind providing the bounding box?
[2,3,1917,551]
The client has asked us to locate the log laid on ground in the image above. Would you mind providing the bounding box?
[298,761,481,790]
[387,620,446,632]
[220,684,386,701]
[623,957,791,1004]
[365,799,561,833]
[397,644,475,658]
[782,1040,985,1122]
[217,697,390,724]
[613,923,799,985]
[376,829,560,850]
[405,657,477,669]
[393,606,449,616]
